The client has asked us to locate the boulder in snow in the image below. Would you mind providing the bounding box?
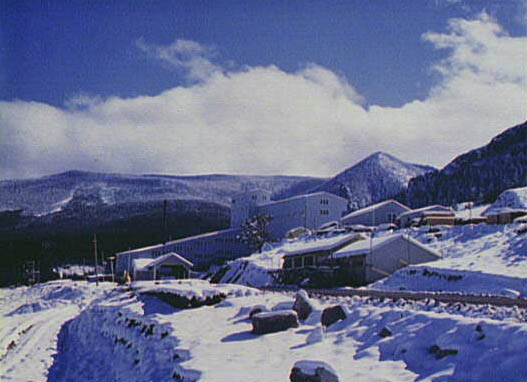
[252,310,299,335]
[290,360,339,382]
[293,290,316,320]
[379,327,392,338]
[429,344,458,359]
[321,305,347,328]
[249,304,269,318]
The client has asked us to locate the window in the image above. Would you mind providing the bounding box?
[304,256,314,267]
[352,257,364,267]
[387,213,397,223]
[293,257,302,268]
[320,209,329,215]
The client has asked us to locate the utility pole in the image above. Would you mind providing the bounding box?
[108,256,115,283]
[370,205,375,256]
[93,234,99,286]
[162,199,168,244]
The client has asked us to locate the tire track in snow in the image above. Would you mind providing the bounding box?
[0,305,80,382]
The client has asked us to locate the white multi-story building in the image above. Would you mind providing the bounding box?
[230,189,271,228]
[116,190,349,277]
[231,190,349,239]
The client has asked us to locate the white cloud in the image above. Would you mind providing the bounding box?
[65,93,104,110]
[136,37,221,81]
[1,14,525,180]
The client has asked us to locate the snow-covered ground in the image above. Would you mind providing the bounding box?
[2,224,526,381]
[2,278,527,382]
[373,224,527,296]
[217,223,527,298]
[0,280,114,382]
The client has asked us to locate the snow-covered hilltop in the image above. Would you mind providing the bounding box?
[310,152,435,209]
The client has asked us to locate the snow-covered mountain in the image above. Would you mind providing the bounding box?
[309,152,435,210]
[405,120,527,208]
[0,170,327,216]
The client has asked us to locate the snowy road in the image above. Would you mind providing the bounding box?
[0,281,114,382]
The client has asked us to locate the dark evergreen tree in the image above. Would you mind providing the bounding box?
[238,214,273,253]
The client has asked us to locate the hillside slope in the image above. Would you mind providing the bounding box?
[405,121,527,208]
[0,171,327,216]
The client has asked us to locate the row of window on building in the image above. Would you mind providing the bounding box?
[268,210,305,220]
[151,236,241,258]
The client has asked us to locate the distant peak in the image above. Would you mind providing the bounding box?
[49,170,95,178]
[360,151,398,164]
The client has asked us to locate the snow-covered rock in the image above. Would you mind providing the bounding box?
[290,360,339,382]
[251,310,300,334]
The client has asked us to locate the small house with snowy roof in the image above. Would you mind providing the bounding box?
[132,253,193,281]
[281,233,363,270]
[340,199,410,227]
[397,205,455,228]
[273,233,363,287]
[482,187,527,224]
[332,234,441,284]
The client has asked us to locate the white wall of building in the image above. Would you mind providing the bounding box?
[366,236,440,282]
[341,200,409,227]
[230,189,272,228]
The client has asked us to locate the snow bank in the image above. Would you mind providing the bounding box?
[0,280,114,382]
[132,279,260,300]
[3,277,527,382]
[48,286,527,382]
[372,224,527,296]
[483,186,527,216]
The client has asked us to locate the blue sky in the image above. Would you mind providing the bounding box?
[1,0,526,179]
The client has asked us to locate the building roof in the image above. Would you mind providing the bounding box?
[133,258,155,270]
[117,228,242,256]
[133,253,193,271]
[421,210,456,217]
[282,233,362,257]
[397,205,453,219]
[332,233,441,259]
[341,199,409,221]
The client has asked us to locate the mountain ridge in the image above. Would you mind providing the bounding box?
[307,151,435,210]
[405,120,527,208]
